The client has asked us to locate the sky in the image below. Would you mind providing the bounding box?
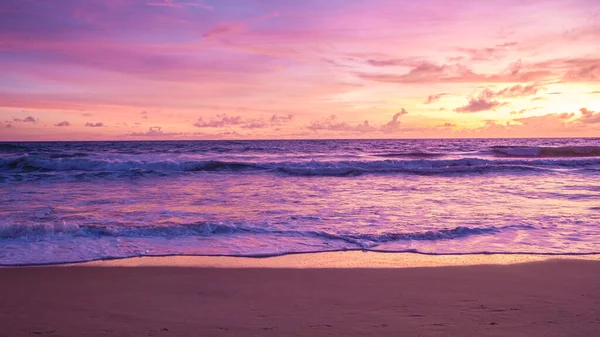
[1,0,599,140]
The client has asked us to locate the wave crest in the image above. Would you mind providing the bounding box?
[0,222,533,247]
[1,155,599,180]
[493,146,600,158]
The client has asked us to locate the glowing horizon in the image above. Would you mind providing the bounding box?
[1,0,599,141]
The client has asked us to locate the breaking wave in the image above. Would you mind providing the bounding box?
[0,221,533,247]
[492,146,600,158]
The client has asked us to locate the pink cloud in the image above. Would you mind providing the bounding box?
[458,41,518,61]
[454,85,540,113]
[358,60,556,84]
[424,93,448,104]
[193,115,243,128]
[307,115,377,133]
[381,109,408,133]
[454,90,508,113]
[579,108,600,124]
[493,84,540,98]
[307,110,409,134]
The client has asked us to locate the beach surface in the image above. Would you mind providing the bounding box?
[1,253,600,337]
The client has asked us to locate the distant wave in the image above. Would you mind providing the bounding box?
[1,155,599,180]
[374,152,445,158]
[492,146,600,158]
[0,222,534,249]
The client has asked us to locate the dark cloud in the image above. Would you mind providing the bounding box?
[85,122,104,127]
[54,121,70,127]
[141,111,149,119]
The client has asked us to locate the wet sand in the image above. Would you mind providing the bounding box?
[1,254,599,336]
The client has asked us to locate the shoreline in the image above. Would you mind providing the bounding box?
[4,251,600,268]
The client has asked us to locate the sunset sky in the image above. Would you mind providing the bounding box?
[1,0,599,140]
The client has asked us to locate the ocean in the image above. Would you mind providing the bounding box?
[1,138,599,265]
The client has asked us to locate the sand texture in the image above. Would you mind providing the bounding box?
[1,258,600,336]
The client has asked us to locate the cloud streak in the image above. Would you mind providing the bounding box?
[146,0,213,10]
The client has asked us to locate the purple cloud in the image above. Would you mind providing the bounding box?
[270,114,294,124]
[307,110,408,134]
[54,121,70,127]
[381,109,408,132]
[307,115,376,133]
[85,122,104,127]
[13,116,37,123]
[128,126,182,136]
[193,114,243,128]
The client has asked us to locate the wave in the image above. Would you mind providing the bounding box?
[0,222,533,248]
[0,222,240,239]
[0,156,258,173]
[492,146,600,158]
[1,155,599,179]
[374,152,445,158]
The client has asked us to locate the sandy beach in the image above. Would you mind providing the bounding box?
[1,253,600,337]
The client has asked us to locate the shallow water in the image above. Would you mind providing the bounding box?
[1,139,599,265]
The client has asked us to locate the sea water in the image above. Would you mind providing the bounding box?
[1,138,599,265]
